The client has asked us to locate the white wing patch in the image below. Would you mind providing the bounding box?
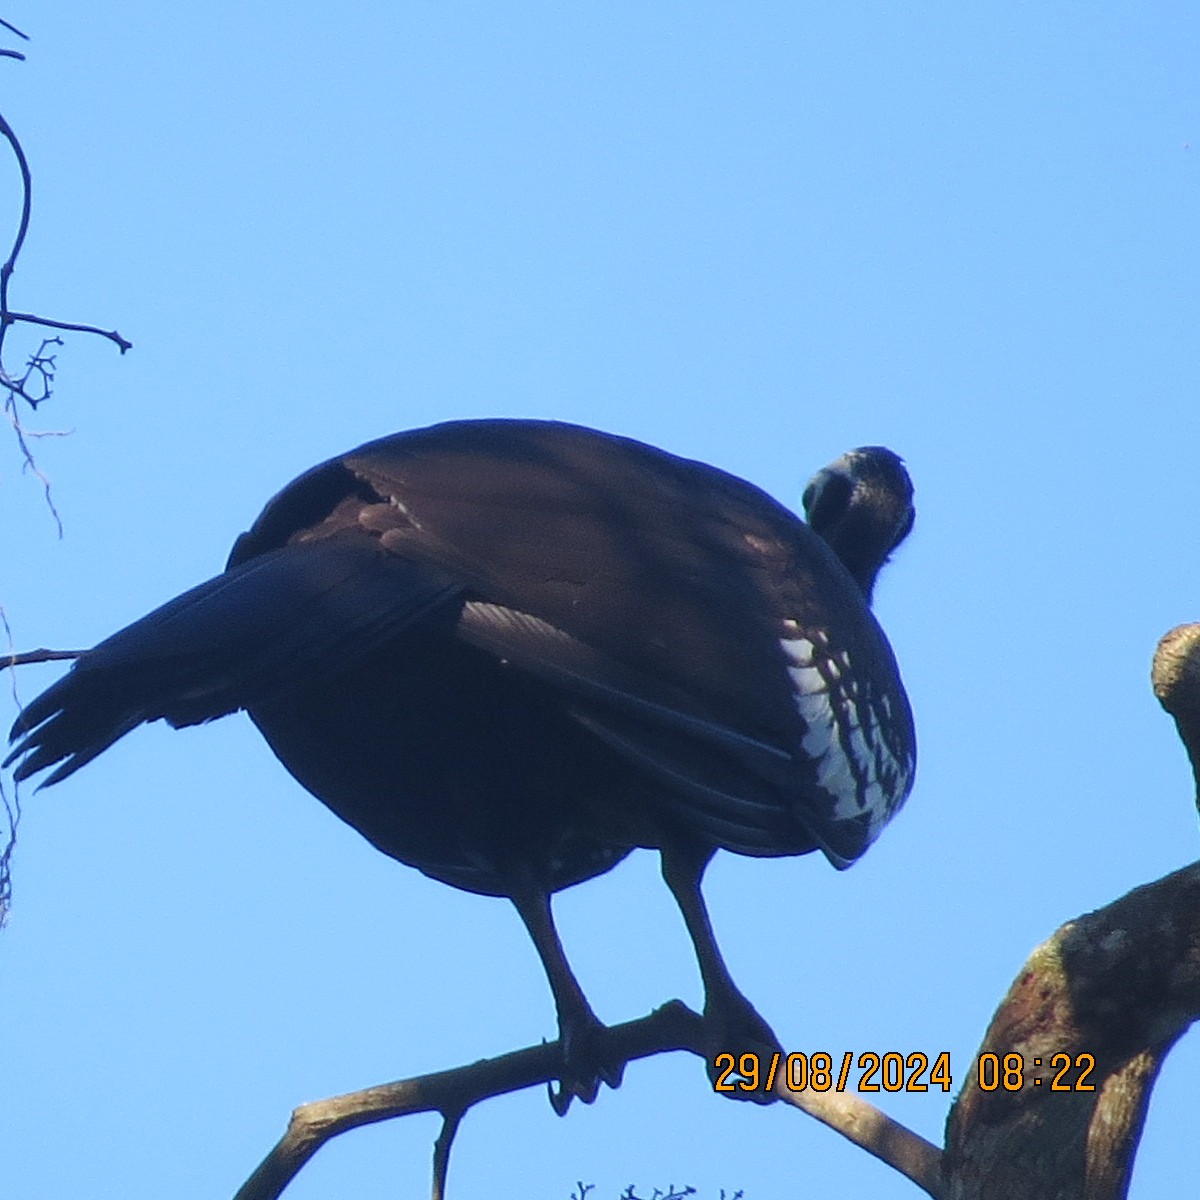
[781,631,913,846]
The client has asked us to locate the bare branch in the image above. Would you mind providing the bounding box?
[943,862,1200,1199]
[5,383,65,535]
[0,605,24,927]
[0,767,15,926]
[1152,622,1200,809]
[6,310,132,354]
[0,44,132,524]
[0,78,130,388]
[231,1000,944,1200]
[431,1108,464,1200]
[2,335,61,407]
[233,1003,704,1200]
[2,646,84,670]
[775,1084,943,1196]
[0,106,33,374]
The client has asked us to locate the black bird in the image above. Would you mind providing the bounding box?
[6,419,915,1109]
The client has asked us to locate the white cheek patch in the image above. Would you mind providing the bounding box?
[781,632,914,846]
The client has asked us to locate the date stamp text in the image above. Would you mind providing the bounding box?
[712,1050,1098,1095]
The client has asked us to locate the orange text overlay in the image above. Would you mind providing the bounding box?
[975,1052,1096,1092]
[713,1050,953,1095]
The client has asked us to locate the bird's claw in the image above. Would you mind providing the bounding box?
[547,1075,596,1117]
[547,1013,625,1116]
[703,993,781,1105]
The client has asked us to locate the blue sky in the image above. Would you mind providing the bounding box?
[3,3,1198,1197]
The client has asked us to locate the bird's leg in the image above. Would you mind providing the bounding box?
[510,886,625,1114]
[660,840,780,1100]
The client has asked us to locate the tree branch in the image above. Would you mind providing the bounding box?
[774,1082,944,1195]
[1152,622,1200,810]
[5,310,131,355]
[233,1002,705,1200]
[943,861,1200,1199]
[1,646,84,670]
[0,107,33,367]
[0,17,30,42]
[0,36,132,530]
[937,622,1200,1198]
[232,999,944,1200]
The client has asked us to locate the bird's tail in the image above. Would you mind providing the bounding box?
[6,536,460,786]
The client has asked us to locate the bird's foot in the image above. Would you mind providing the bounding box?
[548,1008,626,1116]
[702,989,781,1105]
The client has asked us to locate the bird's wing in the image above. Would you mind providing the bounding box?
[457,600,857,862]
[339,423,819,741]
[458,600,793,767]
[6,536,461,786]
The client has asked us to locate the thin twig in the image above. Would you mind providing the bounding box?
[0,108,33,373]
[0,606,24,927]
[431,1108,464,1200]
[1,335,60,407]
[6,310,132,354]
[0,94,58,523]
[1,647,84,670]
[0,46,131,526]
[5,339,67,533]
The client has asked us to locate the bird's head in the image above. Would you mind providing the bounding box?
[802,446,914,602]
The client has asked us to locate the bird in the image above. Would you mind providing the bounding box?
[6,418,915,1110]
